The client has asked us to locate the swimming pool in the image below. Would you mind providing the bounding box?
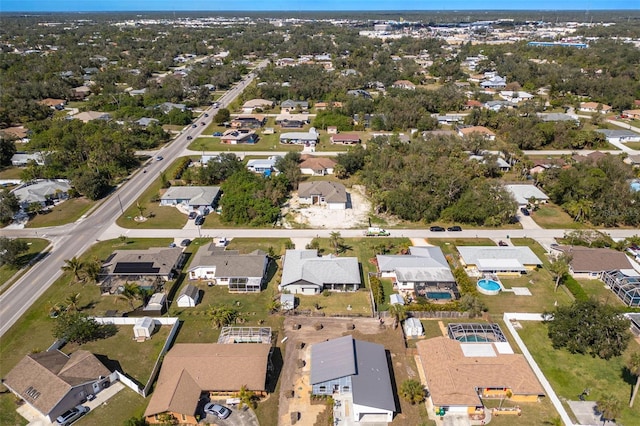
[477,279,501,295]
[426,292,452,300]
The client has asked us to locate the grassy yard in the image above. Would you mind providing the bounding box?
[0,392,28,426]
[116,158,190,229]
[531,204,583,229]
[520,321,640,425]
[0,238,50,289]
[0,167,23,179]
[295,290,373,317]
[190,136,302,152]
[26,197,95,228]
[625,142,640,150]
[77,388,147,426]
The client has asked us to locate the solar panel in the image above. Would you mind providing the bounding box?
[113,262,160,274]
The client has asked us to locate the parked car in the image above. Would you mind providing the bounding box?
[447,226,462,232]
[186,135,193,140]
[204,403,231,419]
[498,240,509,246]
[180,239,191,247]
[188,211,197,219]
[204,113,209,117]
[195,215,205,226]
[169,242,177,248]
[520,207,530,216]
[429,226,445,232]
[213,131,223,136]
[56,405,89,426]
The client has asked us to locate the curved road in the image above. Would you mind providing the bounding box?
[0,61,268,337]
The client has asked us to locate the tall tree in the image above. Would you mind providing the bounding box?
[65,293,81,312]
[0,189,20,225]
[119,282,141,311]
[0,237,28,267]
[388,303,407,329]
[549,254,571,292]
[61,257,84,283]
[596,395,621,426]
[237,385,257,409]
[399,379,425,405]
[329,231,343,255]
[628,352,640,408]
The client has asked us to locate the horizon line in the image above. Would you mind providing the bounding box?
[2,8,640,13]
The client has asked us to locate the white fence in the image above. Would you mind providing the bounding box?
[92,316,178,326]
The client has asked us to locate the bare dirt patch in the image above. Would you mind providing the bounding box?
[282,184,371,229]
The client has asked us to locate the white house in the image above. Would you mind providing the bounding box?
[247,156,281,174]
[176,284,200,307]
[499,91,534,103]
[297,181,347,210]
[279,249,360,294]
[11,152,45,166]
[11,179,71,209]
[457,246,542,275]
[596,129,640,144]
[160,186,221,214]
[299,156,337,176]
[505,184,549,206]
[279,129,319,146]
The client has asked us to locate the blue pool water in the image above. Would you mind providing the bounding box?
[477,279,501,291]
[427,292,452,300]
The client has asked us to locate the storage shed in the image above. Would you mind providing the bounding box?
[280,293,295,311]
[143,293,166,314]
[403,318,424,338]
[389,294,404,306]
[134,317,155,340]
[177,284,200,307]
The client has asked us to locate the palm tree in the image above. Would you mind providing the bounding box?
[329,231,343,254]
[208,305,238,329]
[266,299,281,314]
[119,282,141,311]
[628,352,640,407]
[61,257,84,283]
[597,395,621,426]
[399,379,425,404]
[549,254,571,292]
[388,303,407,329]
[66,293,81,312]
[82,257,101,284]
[135,201,146,219]
[237,385,257,409]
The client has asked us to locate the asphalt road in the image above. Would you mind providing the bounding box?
[0,61,268,337]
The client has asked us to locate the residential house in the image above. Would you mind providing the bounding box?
[39,98,66,110]
[298,181,347,209]
[241,99,274,113]
[572,151,608,164]
[579,102,612,113]
[330,133,361,145]
[99,247,185,294]
[310,335,395,423]
[376,246,458,299]
[69,111,111,123]
[2,350,112,423]
[314,101,342,111]
[392,80,416,90]
[11,152,45,166]
[499,91,534,103]
[160,186,221,214]
[537,113,579,123]
[188,243,268,292]
[279,249,360,294]
[505,184,549,206]
[353,113,372,127]
[71,85,91,100]
[176,284,200,307]
[275,113,310,128]
[464,100,483,109]
[12,179,71,209]
[1,126,31,142]
[480,75,507,89]
[347,89,373,99]
[135,117,160,127]
[299,156,336,176]
[247,156,280,175]
[157,102,187,114]
[625,154,640,167]
[416,336,544,418]
[128,88,147,96]
[230,114,266,129]
[458,126,496,141]
[484,100,512,111]
[144,343,271,425]
[281,99,309,112]
[220,129,258,144]
[596,129,640,144]
[457,246,542,275]
[551,245,635,279]
[280,130,319,146]
[468,153,511,172]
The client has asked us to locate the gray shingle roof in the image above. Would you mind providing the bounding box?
[297,181,347,204]
[188,243,267,278]
[280,250,360,289]
[161,186,220,206]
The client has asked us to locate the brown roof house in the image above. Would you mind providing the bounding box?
[2,350,112,422]
[552,245,635,279]
[417,335,544,420]
[144,343,271,425]
[298,181,347,209]
[458,126,496,141]
[299,156,337,176]
[330,133,361,145]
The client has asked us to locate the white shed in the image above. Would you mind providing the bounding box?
[280,293,295,311]
[133,317,154,340]
[389,294,404,305]
[143,293,166,313]
[403,318,424,338]
[177,284,200,308]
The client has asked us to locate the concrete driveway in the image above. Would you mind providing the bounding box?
[200,401,258,426]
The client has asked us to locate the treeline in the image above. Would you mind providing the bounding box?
[540,155,640,227]
[340,136,518,226]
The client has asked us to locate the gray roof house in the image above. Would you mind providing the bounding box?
[595,129,640,143]
[11,152,45,166]
[279,249,361,294]
[457,246,542,274]
[160,186,221,213]
[2,350,112,423]
[311,335,395,423]
[11,179,71,208]
[297,181,348,209]
[135,117,159,127]
[505,184,549,206]
[188,243,268,292]
[377,246,458,299]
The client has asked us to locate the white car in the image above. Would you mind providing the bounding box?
[56,405,89,426]
[204,403,231,419]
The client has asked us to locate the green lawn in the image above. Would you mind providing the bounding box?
[531,204,583,229]
[0,238,50,289]
[0,392,28,426]
[26,198,95,228]
[625,142,640,150]
[190,136,302,152]
[520,321,640,425]
[0,167,23,179]
[296,290,373,317]
[77,388,147,426]
[116,158,191,229]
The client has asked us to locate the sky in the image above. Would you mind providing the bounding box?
[0,0,636,12]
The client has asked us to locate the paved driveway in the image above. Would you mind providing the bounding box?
[200,401,258,426]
